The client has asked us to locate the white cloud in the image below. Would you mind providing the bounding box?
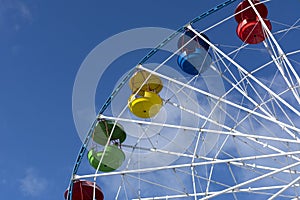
[0,0,33,30]
[19,168,47,197]
[17,1,32,21]
[0,178,7,184]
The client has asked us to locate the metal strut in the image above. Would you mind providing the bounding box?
[66,0,238,199]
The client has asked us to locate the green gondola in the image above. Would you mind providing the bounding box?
[92,120,127,145]
[87,145,125,172]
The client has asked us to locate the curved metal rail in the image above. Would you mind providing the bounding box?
[66,0,238,199]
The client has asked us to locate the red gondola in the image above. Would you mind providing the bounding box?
[235,0,272,44]
[64,179,104,200]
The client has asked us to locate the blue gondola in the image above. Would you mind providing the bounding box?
[177,30,212,75]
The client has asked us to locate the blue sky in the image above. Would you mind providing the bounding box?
[0,0,300,199]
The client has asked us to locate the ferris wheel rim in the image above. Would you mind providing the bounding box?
[66,1,300,199]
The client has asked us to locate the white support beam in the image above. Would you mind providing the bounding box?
[268,175,300,200]
[186,26,300,117]
[99,115,300,145]
[200,161,300,200]
[248,0,300,104]
[75,150,300,179]
[138,65,300,134]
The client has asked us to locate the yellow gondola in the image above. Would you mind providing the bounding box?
[129,70,163,96]
[128,91,163,118]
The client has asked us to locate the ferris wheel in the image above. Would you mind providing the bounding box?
[65,0,300,199]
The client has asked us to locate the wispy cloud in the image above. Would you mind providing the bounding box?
[0,0,33,30]
[0,178,7,185]
[19,168,47,197]
[16,1,32,22]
